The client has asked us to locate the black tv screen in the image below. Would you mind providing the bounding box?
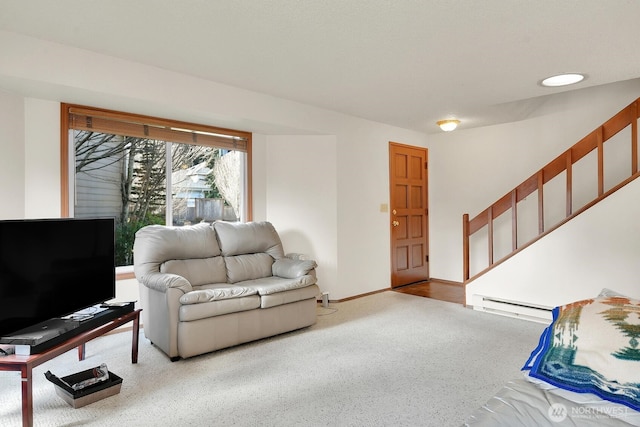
[0,217,115,337]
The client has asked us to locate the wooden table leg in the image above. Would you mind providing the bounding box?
[21,365,33,427]
[77,343,86,361]
[131,311,140,364]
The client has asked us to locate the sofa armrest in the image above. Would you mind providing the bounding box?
[272,258,317,279]
[138,272,193,294]
[285,253,314,261]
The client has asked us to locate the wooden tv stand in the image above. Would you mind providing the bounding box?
[0,308,141,427]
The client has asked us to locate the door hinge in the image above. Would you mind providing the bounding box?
[425,255,429,262]
[425,161,428,169]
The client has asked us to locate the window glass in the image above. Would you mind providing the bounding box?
[73,131,245,267]
[170,145,244,226]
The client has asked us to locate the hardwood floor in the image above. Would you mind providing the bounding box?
[393,280,465,305]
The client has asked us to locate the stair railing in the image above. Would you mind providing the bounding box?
[463,98,640,282]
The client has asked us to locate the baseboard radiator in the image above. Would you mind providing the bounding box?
[471,295,553,324]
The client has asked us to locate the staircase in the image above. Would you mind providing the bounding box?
[462,98,640,320]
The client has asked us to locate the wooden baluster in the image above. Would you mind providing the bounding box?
[632,101,638,175]
[597,126,604,196]
[511,189,517,251]
[537,170,544,234]
[462,214,469,281]
[565,150,572,217]
[487,207,494,267]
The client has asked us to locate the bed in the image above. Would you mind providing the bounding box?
[463,289,640,426]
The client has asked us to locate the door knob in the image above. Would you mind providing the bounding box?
[392,220,399,227]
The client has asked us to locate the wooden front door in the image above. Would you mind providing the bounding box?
[389,142,429,287]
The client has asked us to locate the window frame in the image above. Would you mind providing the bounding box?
[60,103,253,279]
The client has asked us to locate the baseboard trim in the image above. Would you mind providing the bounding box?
[323,288,389,303]
[320,278,464,304]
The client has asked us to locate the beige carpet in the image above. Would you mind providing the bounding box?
[0,292,545,427]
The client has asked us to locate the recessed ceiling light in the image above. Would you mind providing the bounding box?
[541,73,585,87]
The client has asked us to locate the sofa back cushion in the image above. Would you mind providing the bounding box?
[161,257,227,286]
[214,221,284,259]
[224,253,274,283]
[134,222,221,278]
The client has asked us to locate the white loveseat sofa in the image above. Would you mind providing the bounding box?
[133,221,319,360]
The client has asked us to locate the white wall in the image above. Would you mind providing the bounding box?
[24,98,60,218]
[466,177,640,308]
[429,79,640,283]
[0,31,426,301]
[1,29,639,305]
[0,89,25,219]
[261,135,338,296]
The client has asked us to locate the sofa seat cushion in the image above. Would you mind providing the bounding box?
[240,275,317,295]
[180,284,257,304]
[237,276,319,308]
[179,295,261,321]
[259,284,320,308]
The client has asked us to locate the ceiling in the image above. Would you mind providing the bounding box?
[1,0,640,134]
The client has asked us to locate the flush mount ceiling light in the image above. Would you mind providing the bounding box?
[437,119,460,132]
[541,73,585,87]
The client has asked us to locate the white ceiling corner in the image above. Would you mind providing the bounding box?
[0,0,639,134]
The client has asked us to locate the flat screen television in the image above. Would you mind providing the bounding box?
[0,217,115,338]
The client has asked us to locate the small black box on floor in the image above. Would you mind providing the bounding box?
[45,367,123,408]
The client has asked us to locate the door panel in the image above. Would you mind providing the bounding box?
[389,142,429,287]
